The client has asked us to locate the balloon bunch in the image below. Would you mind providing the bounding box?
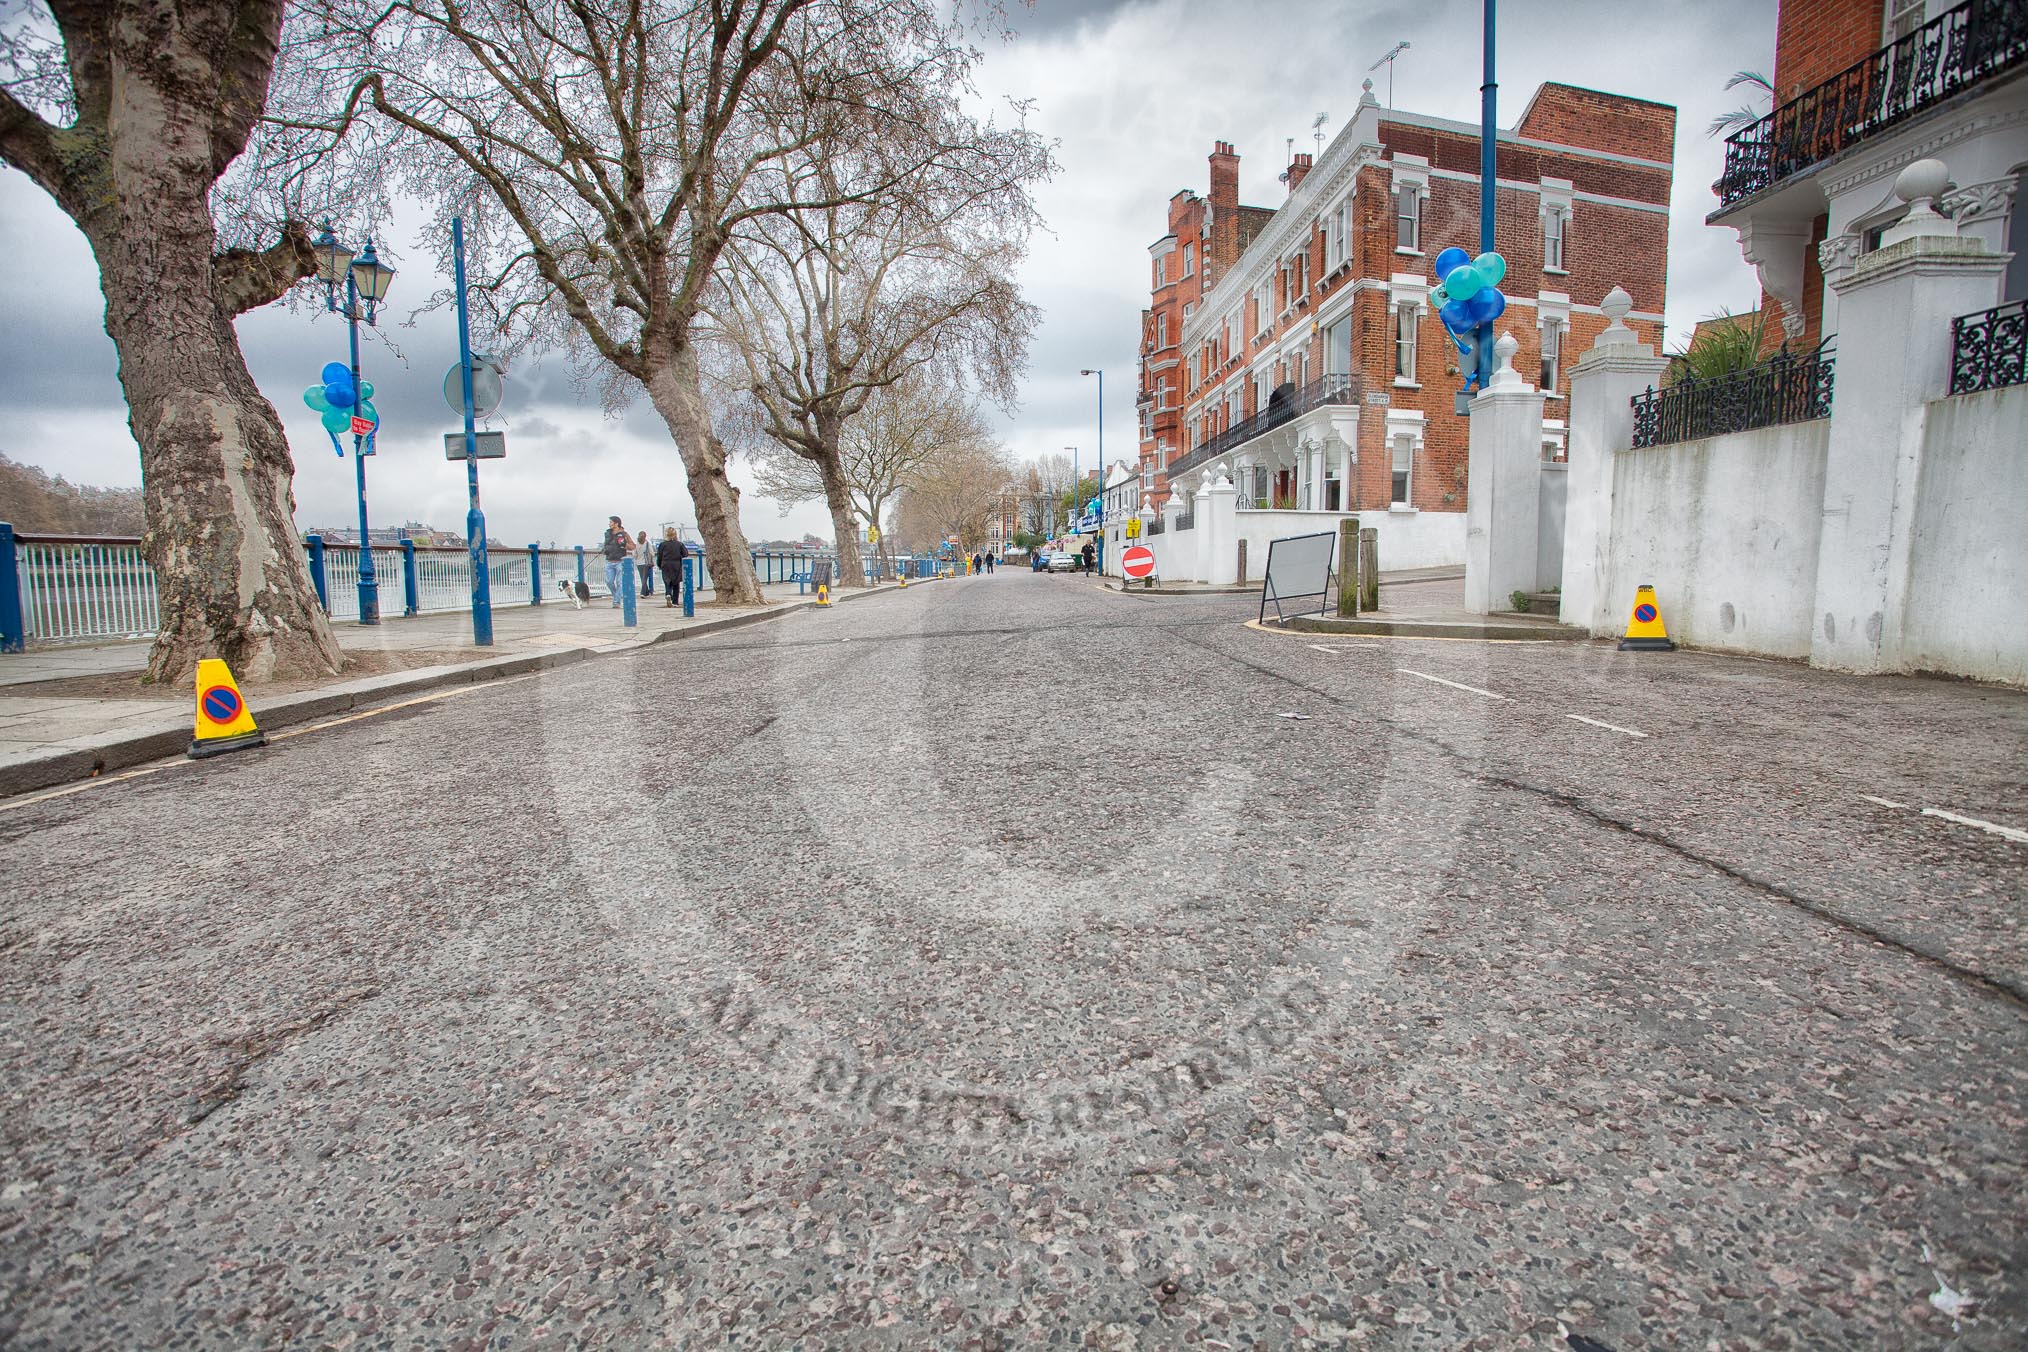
[1430,247,1508,384]
[302,361,379,455]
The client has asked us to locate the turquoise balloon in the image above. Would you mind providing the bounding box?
[320,407,351,433]
[357,380,373,401]
[303,385,331,412]
[357,400,378,423]
[1444,262,1483,301]
[1473,251,1507,285]
[1430,284,1452,310]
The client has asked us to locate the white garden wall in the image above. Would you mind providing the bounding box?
[1600,421,1829,657]
[1902,384,2028,685]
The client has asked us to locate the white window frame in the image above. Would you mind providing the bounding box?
[1396,187,1420,253]
[1389,154,1430,256]
[1540,178,1573,276]
[1537,290,1570,398]
[1157,312,1168,348]
[1383,408,1425,510]
[1540,320,1563,394]
[1387,272,1429,389]
[1394,305,1418,382]
[1183,242,1195,277]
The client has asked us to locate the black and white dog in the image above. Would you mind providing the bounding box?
[557,578,593,609]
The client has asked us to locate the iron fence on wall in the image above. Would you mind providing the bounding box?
[1948,298,2027,395]
[1631,345,1836,449]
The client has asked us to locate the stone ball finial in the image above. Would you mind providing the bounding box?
[1894,158,1950,205]
[1360,78,1378,107]
[1493,331,1519,366]
[1600,286,1633,324]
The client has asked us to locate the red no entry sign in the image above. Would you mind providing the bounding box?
[1121,545,1156,580]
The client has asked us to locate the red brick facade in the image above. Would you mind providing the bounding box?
[1137,83,1674,515]
[1774,0,1886,103]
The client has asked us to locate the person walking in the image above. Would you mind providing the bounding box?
[635,530,655,596]
[1081,540,1096,574]
[655,528,687,607]
[986,552,997,574]
[601,516,630,607]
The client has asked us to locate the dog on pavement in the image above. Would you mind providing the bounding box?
[557,578,591,609]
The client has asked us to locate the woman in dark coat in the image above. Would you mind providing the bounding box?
[655,529,688,606]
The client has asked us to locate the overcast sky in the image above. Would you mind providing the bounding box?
[0,0,1774,547]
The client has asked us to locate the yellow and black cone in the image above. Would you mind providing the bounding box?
[1618,583,1676,651]
[817,582,831,607]
[187,658,267,758]
[898,573,908,589]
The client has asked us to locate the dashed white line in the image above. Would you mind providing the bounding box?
[1307,644,1342,654]
[1565,713,1649,739]
[1919,806,2028,845]
[1396,668,1505,700]
[1861,794,2028,844]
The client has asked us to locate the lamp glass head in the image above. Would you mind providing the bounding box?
[313,224,355,287]
[351,240,396,303]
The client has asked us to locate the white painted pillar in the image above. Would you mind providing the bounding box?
[1192,470,1215,583]
[1336,437,1356,512]
[1161,486,1186,536]
[1464,332,1550,614]
[1811,160,2009,673]
[1562,286,1668,635]
[1204,475,1240,585]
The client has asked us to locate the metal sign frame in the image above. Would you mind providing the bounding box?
[1258,531,1338,625]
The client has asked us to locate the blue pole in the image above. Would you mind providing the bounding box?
[575,545,586,587]
[1475,0,1497,391]
[682,556,696,617]
[400,538,419,615]
[452,217,494,646]
[347,270,380,625]
[305,533,328,613]
[0,522,21,653]
[621,552,637,627]
[529,544,542,604]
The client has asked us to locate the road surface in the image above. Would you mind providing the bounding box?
[4,571,2023,1349]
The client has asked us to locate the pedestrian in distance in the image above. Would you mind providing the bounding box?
[656,528,687,607]
[601,516,630,607]
[1081,541,1096,574]
[635,529,655,596]
[986,552,997,574]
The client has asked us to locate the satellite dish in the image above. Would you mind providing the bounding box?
[443,353,505,418]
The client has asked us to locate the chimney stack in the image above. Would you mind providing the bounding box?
[1208,141,1241,278]
[1286,152,1313,194]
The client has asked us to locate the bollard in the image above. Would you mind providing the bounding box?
[1237,538,1248,587]
[574,544,586,588]
[682,555,696,617]
[305,532,330,614]
[1337,518,1358,617]
[400,539,420,616]
[1360,527,1379,611]
[529,543,543,604]
[621,553,638,627]
[0,522,21,653]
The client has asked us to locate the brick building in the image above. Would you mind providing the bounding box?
[1135,80,1674,564]
[1708,0,2026,351]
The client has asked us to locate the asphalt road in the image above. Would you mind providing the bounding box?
[4,571,2024,1350]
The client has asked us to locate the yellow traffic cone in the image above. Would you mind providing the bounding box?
[817,582,831,607]
[187,658,267,759]
[1618,583,1675,651]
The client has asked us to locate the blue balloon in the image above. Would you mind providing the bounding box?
[1433,246,1470,278]
[325,380,355,409]
[1467,287,1507,325]
[1439,300,1474,333]
[321,361,351,385]
[1444,263,1483,301]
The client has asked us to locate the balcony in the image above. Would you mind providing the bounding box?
[1166,373,1361,482]
[1714,0,2027,211]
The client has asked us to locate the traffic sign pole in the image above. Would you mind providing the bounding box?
[453,216,493,646]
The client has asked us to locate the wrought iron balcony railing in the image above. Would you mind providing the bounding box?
[1631,344,1835,448]
[1164,372,1359,482]
[1949,299,2027,394]
[1715,0,2027,210]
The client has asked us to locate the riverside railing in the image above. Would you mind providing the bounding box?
[0,529,160,649]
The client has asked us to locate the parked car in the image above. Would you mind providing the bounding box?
[1045,551,1079,573]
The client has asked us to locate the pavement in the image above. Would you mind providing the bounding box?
[1,571,2023,1349]
[0,580,893,794]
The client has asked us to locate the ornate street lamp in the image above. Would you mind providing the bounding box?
[1080,368,1104,571]
[313,224,396,623]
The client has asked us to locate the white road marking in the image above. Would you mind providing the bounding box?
[1565,714,1649,738]
[1860,794,2028,844]
[1307,644,1341,653]
[1920,806,2028,845]
[1396,668,1505,700]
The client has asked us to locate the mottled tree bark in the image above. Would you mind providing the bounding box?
[643,341,765,605]
[0,0,337,683]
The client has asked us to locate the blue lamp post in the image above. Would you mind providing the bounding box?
[313,224,396,625]
[1080,367,1104,571]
